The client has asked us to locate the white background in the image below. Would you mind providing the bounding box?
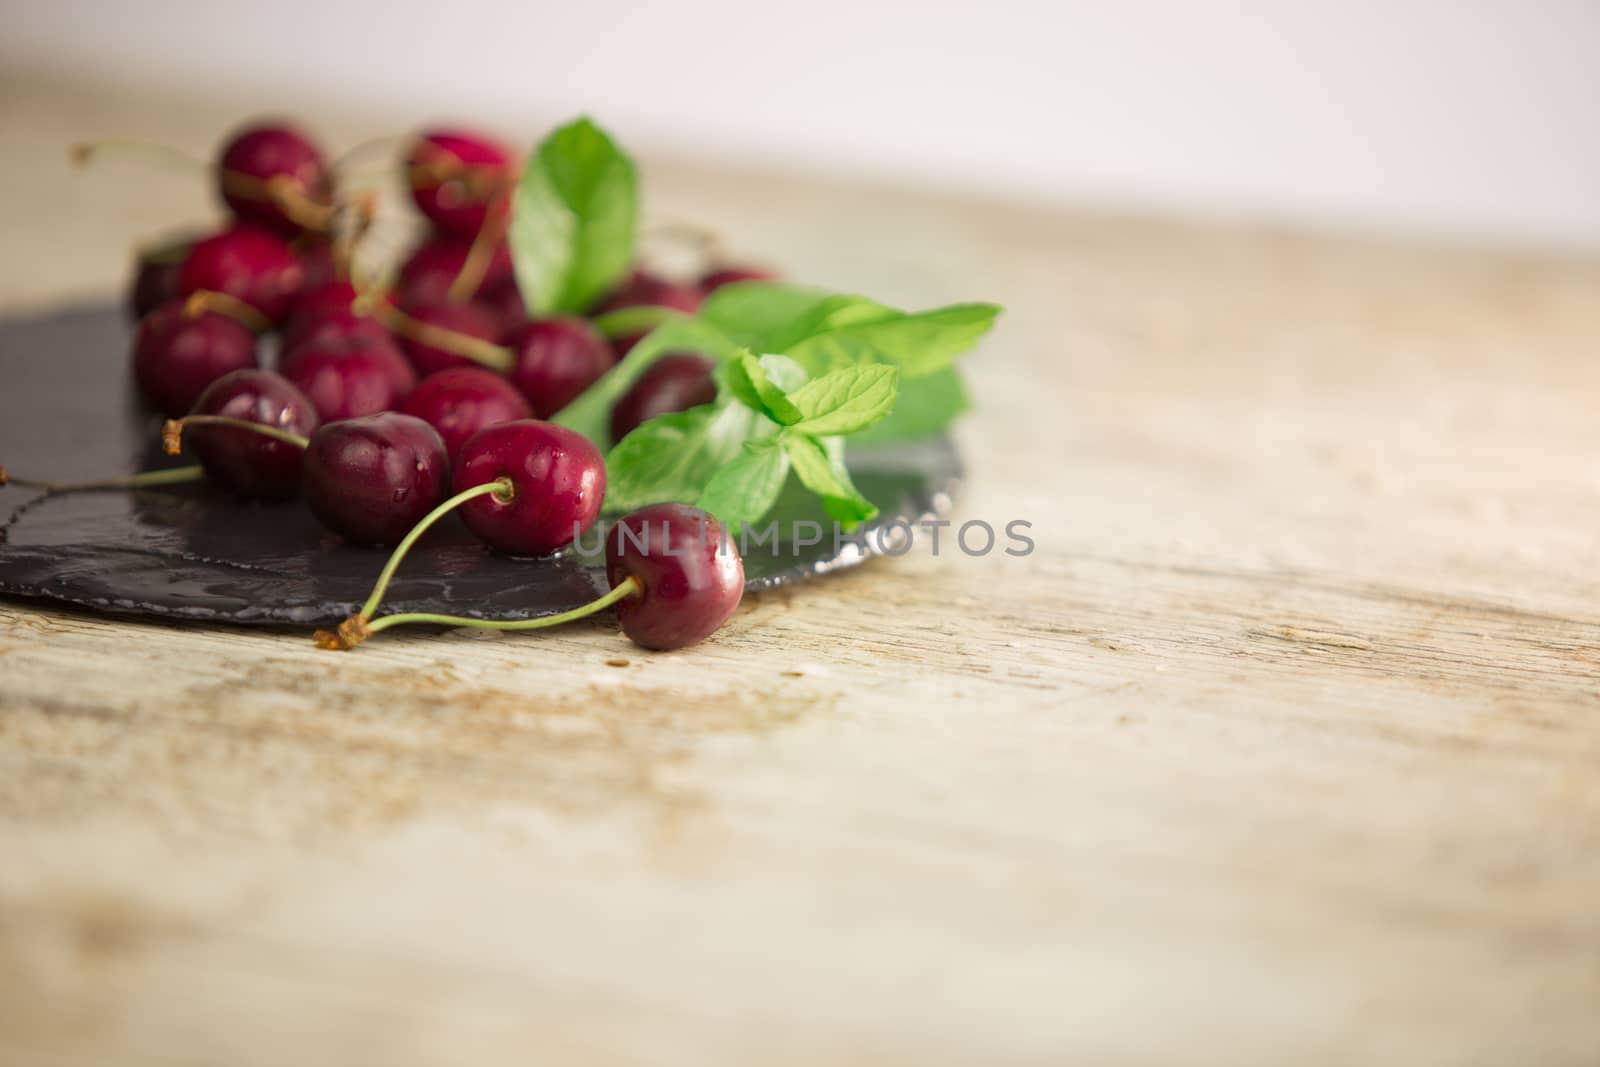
[4,0,1598,249]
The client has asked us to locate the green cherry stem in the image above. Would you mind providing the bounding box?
[163,416,310,456]
[365,576,642,637]
[0,463,205,493]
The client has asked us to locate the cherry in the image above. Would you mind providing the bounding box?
[405,129,515,239]
[179,224,304,324]
[280,280,389,352]
[608,353,717,441]
[699,266,775,293]
[398,236,514,306]
[128,233,198,319]
[176,369,319,498]
[396,300,501,377]
[595,269,703,316]
[131,295,260,417]
[301,413,450,545]
[606,503,744,650]
[401,367,531,462]
[452,420,605,555]
[280,333,416,423]
[291,236,340,295]
[508,317,615,417]
[479,277,529,340]
[217,122,331,235]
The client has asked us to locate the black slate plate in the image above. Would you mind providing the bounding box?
[0,305,961,625]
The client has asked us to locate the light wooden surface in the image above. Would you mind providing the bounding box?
[3,74,1599,1066]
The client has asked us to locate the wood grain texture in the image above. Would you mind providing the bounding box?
[2,73,1599,1066]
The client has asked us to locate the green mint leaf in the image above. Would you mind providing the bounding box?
[603,400,764,514]
[781,431,878,528]
[589,304,682,339]
[784,302,1001,380]
[698,283,837,345]
[722,352,806,424]
[554,316,742,446]
[695,438,790,532]
[510,117,638,315]
[848,365,969,445]
[786,364,899,437]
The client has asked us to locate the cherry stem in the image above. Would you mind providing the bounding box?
[361,477,513,619]
[70,138,212,175]
[183,289,270,332]
[163,417,310,456]
[376,305,513,372]
[0,464,204,493]
[446,193,511,304]
[366,576,643,637]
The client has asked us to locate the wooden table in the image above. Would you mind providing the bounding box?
[3,74,1598,1066]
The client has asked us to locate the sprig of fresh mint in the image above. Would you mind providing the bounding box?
[509,117,638,315]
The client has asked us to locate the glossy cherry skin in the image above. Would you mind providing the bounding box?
[302,413,449,545]
[280,333,416,422]
[699,266,775,293]
[595,269,703,316]
[127,234,197,319]
[453,420,605,556]
[507,317,615,418]
[608,353,717,441]
[401,367,531,462]
[131,299,260,417]
[397,237,514,307]
[396,300,500,377]
[218,122,330,235]
[405,129,515,238]
[606,504,744,650]
[186,369,319,499]
[179,224,304,324]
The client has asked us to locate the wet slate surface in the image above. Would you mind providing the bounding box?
[0,304,962,626]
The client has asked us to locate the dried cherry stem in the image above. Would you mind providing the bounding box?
[406,151,517,199]
[446,192,512,304]
[315,477,517,650]
[163,417,310,456]
[182,289,270,332]
[0,464,204,493]
[375,304,513,372]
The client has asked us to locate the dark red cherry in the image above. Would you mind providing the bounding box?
[302,413,450,545]
[127,234,198,319]
[292,236,340,294]
[608,353,717,441]
[507,317,615,418]
[595,270,703,315]
[281,333,416,422]
[395,300,500,377]
[401,367,531,462]
[479,277,528,340]
[280,280,390,352]
[453,420,605,555]
[218,122,330,235]
[186,369,318,498]
[606,504,744,650]
[131,299,260,417]
[397,237,514,306]
[179,224,304,324]
[699,266,775,293]
[405,129,515,238]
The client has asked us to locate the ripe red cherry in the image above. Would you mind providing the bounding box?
[218,122,330,235]
[405,129,515,238]
[606,504,744,650]
[508,318,615,417]
[595,269,703,315]
[608,353,717,441]
[281,333,416,422]
[699,266,775,293]
[280,280,390,352]
[479,278,528,340]
[302,413,450,545]
[397,237,514,306]
[179,225,304,324]
[185,370,318,498]
[453,420,605,555]
[292,236,340,294]
[401,367,531,462]
[131,298,260,417]
[396,300,500,377]
[127,234,198,319]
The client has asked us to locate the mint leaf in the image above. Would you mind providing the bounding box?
[510,118,637,316]
[603,400,763,514]
[781,431,877,527]
[554,316,742,445]
[699,283,837,345]
[695,438,790,531]
[590,304,681,339]
[848,365,969,445]
[723,352,806,424]
[785,302,1000,380]
[786,364,898,437]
